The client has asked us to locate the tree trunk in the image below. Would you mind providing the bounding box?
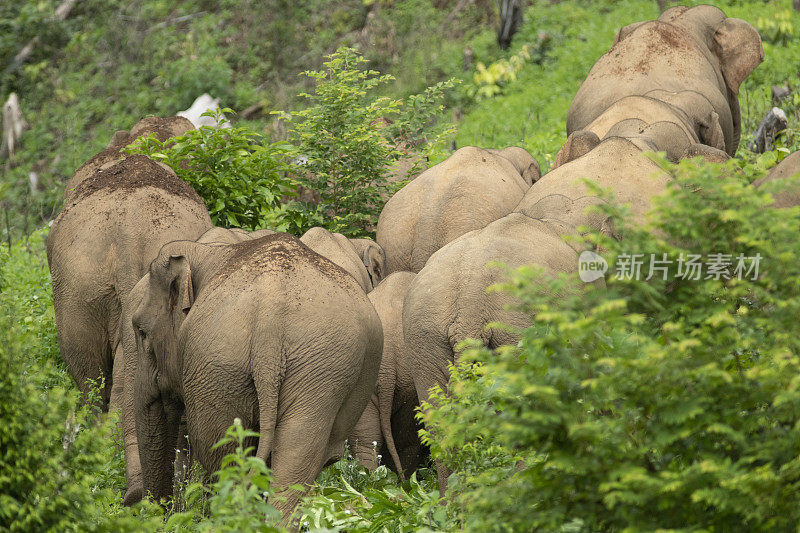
[1,93,27,160]
[10,0,78,68]
[749,107,788,154]
[497,0,523,49]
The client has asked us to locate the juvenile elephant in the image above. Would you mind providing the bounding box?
[348,271,424,479]
[300,227,384,291]
[566,5,763,156]
[47,119,213,504]
[555,95,731,169]
[376,146,540,274]
[753,151,800,208]
[132,234,383,519]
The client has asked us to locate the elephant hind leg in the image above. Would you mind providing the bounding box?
[349,397,384,470]
[407,333,454,498]
[270,415,336,526]
[54,297,113,410]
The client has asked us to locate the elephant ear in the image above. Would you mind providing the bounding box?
[362,245,385,290]
[167,254,195,314]
[713,18,764,95]
[553,130,600,169]
[613,21,646,45]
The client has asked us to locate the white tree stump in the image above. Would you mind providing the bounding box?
[1,93,28,159]
[750,107,788,154]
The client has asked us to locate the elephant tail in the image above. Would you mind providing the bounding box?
[379,372,404,480]
[253,363,280,468]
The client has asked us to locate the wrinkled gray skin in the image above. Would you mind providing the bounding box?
[120,224,278,504]
[132,234,382,520]
[47,117,212,506]
[404,136,674,494]
[300,227,385,291]
[753,151,800,208]
[349,272,424,479]
[566,5,763,156]
[376,146,540,274]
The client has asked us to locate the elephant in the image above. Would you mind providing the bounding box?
[566,5,763,156]
[753,151,800,209]
[131,234,383,519]
[193,226,386,292]
[403,213,584,493]
[196,226,277,244]
[403,136,676,493]
[348,271,425,479]
[47,119,213,505]
[376,146,540,274]
[300,227,385,291]
[536,136,672,229]
[64,116,194,204]
[555,94,731,169]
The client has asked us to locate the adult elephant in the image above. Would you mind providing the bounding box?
[300,227,385,291]
[348,271,425,479]
[566,5,763,156]
[403,136,673,493]
[132,234,382,519]
[191,227,386,292]
[47,118,212,505]
[376,146,539,274]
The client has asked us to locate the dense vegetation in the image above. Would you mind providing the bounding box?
[3,0,800,531]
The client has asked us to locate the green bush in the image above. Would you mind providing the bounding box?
[131,47,453,238]
[127,109,297,231]
[281,46,453,237]
[300,445,451,532]
[424,157,800,531]
[0,231,139,531]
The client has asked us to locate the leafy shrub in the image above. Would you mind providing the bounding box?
[466,43,536,101]
[127,109,297,231]
[166,419,284,532]
[131,48,453,238]
[300,445,451,532]
[424,157,800,531]
[281,46,453,238]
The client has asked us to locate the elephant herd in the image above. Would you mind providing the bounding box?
[48,4,784,523]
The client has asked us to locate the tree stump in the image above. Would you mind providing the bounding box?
[1,93,28,160]
[497,0,523,49]
[749,107,788,154]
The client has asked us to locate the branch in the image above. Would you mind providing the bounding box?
[10,0,79,69]
[148,12,207,33]
[749,107,788,154]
